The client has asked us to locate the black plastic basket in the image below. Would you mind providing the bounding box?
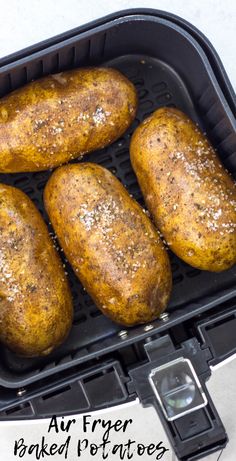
[0,9,235,461]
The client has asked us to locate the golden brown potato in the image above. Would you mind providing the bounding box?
[130,107,236,272]
[44,163,172,326]
[0,67,137,173]
[0,184,73,356]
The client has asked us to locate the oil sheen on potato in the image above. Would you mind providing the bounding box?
[130,107,236,272]
[44,163,172,326]
[0,67,137,172]
[0,184,73,356]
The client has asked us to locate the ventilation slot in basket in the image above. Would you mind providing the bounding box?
[42,385,71,400]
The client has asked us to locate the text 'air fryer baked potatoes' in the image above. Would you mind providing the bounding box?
[44,163,172,326]
[130,107,236,272]
[0,184,73,356]
[0,67,137,173]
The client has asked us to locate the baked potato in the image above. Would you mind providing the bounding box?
[44,163,172,326]
[0,67,137,172]
[0,184,73,356]
[130,107,236,272]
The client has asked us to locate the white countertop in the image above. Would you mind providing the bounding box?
[0,0,236,90]
[2,360,236,461]
[0,2,235,461]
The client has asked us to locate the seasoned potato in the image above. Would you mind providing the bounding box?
[0,184,73,356]
[130,107,236,272]
[0,67,137,173]
[44,163,172,326]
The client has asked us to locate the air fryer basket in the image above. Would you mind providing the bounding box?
[0,12,235,392]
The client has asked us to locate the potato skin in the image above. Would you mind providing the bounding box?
[44,163,172,326]
[130,107,236,272]
[0,184,73,356]
[0,67,137,173]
